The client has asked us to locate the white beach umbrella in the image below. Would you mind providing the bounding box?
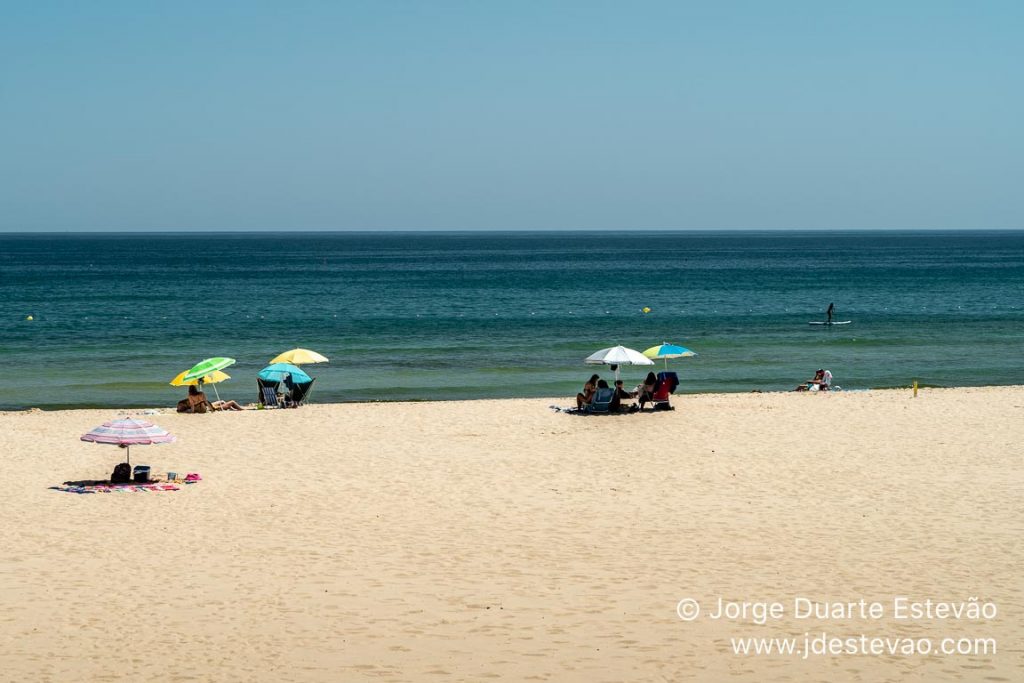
[584,345,654,380]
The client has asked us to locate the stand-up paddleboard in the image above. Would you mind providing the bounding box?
[808,321,852,326]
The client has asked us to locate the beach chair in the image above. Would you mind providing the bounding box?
[583,387,615,414]
[258,379,281,408]
[652,371,679,410]
[261,385,280,408]
[289,378,316,406]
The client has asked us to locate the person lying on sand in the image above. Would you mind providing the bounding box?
[211,397,244,410]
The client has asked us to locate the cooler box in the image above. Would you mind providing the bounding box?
[133,465,151,483]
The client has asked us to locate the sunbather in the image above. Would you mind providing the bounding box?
[179,385,244,412]
[212,397,244,410]
[637,372,658,409]
[577,374,600,409]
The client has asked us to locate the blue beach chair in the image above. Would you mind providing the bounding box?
[583,387,616,414]
[258,379,281,408]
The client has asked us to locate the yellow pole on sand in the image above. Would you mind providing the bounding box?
[913,380,918,398]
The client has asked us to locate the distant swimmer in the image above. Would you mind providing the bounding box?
[826,302,835,324]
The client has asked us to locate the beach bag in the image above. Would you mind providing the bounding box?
[111,462,132,483]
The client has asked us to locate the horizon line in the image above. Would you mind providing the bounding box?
[2,227,1022,235]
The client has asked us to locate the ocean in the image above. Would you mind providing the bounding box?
[1,231,1021,410]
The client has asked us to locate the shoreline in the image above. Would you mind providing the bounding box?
[3,382,1023,414]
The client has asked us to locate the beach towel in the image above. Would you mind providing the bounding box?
[48,474,201,494]
[551,405,623,416]
[49,483,181,494]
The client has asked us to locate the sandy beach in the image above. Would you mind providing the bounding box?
[1,386,1021,682]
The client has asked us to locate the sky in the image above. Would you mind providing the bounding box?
[1,1,1021,231]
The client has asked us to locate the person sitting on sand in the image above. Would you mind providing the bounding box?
[796,369,829,392]
[577,374,600,410]
[176,385,210,413]
[637,371,658,409]
[179,385,244,412]
[610,379,637,413]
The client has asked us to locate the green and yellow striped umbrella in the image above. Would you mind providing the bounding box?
[182,357,236,382]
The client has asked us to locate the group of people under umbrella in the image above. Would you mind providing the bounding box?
[575,342,696,413]
[171,348,328,413]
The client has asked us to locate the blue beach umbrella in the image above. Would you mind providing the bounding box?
[257,363,313,384]
[643,342,697,370]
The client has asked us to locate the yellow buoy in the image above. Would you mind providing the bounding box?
[641,307,651,314]
[26,315,34,321]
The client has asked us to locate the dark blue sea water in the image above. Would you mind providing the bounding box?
[1,231,1021,410]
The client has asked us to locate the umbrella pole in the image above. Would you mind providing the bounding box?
[212,383,222,402]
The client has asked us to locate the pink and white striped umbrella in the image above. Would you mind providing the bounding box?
[81,418,175,465]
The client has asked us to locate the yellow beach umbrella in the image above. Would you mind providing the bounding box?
[169,369,231,387]
[269,348,329,365]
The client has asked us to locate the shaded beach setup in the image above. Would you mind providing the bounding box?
[79,417,175,467]
[77,417,178,489]
[568,342,697,414]
[168,349,328,412]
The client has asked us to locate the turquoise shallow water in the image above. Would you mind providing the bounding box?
[1,230,1022,410]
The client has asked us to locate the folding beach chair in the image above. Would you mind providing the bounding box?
[258,379,281,408]
[652,371,679,410]
[261,385,280,408]
[289,378,316,406]
[583,387,616,414]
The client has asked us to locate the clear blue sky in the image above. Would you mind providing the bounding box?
[1,1,1021,231]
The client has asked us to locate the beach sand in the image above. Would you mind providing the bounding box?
[1,387,1021,682]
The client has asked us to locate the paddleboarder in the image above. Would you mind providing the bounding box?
[826,302,835,324]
